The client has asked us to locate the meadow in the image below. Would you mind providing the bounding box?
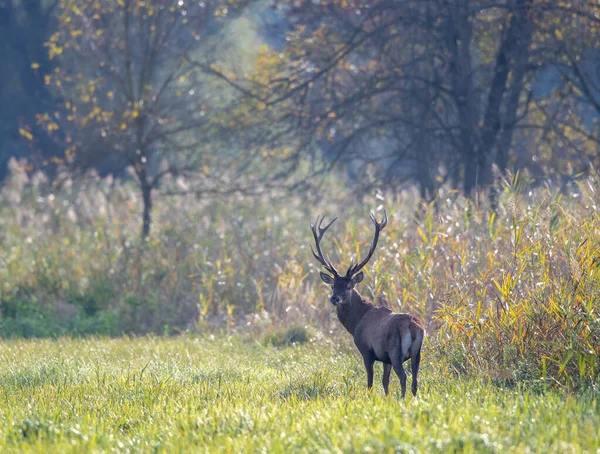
[0,335,598,453]
[2,162,599,388]
[1,162,600,451]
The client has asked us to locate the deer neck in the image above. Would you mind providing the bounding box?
[336,289,373,335]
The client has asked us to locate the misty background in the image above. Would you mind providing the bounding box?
[1,0,599,201]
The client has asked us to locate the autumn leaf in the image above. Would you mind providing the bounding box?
[19,128,34,141]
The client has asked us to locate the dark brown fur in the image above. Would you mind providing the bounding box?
[310,211,424,397]
[333,287,424,397]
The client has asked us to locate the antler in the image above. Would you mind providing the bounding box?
[345,210,388,277]
[310,215,340,277]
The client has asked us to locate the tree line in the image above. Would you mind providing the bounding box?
[2,0,600,236]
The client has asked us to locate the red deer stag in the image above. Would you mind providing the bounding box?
[310,211,424,397]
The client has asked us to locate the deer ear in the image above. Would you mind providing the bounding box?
[320,272,334,284]
[352,272,364,285]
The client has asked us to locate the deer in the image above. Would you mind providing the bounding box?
[310,210,424,397]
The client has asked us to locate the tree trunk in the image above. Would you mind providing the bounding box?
[495,35,533,174]
[417,151,435,202]
[463,154,479,197]
[414,111,436,202]
[141,180,153,239]
[445,2,478,197]
[478,0,533,186]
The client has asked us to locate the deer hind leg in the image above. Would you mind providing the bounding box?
[382,363,392,395]
[392,359,407,398]
[363,355,375,391]
[411,349,421,396]
[391,330,412,398]
[410,330,423,396]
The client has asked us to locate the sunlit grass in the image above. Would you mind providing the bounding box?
[0,335,598,453]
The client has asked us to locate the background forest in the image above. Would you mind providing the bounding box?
[1,0,600,391]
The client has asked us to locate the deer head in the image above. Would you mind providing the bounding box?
[310,211,388,306]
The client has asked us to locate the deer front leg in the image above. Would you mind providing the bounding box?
[363,355,375,391]
[382,363,392,395]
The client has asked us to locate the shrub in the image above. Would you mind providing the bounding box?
[262,325,311,347]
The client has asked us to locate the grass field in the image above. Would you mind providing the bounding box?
[0,335,598,453]
[1,167,600,452]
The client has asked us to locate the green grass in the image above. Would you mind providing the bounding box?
[0,335,598,453]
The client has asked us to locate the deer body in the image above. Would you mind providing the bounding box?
[310,211,424,397]
[336,288,423,397]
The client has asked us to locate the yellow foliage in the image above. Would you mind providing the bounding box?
[48,45,63,60]
[19,128,33,141]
